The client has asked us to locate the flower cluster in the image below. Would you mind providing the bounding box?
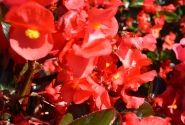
[0,0,185,125]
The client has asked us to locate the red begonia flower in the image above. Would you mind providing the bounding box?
[143,0,161,13]
[73,38,112,58]
[137,11,152,33]
[154,62,185,124]
[63,0,85,10]
[120,49,151,69]
[3,0,27,6]
[92,55,121,91]
[116,36,132,60]
[5,2,55,32]
[123,69,156,91]
[132,36,156,51]
[60,78,93,104]
[9,28,53,60]
[50,31,66,55]
[122,112,171,125]
[9,47,26,64]
[45,80,61,102]
[93,87,112,109]
[159,60,173,79]
[117,48,156,108]
[87,77,111,109]
[163,32,176,50]
[116,34,156,61]
[111,67,124,91]
[162,4,176,12]
[140,115,171,125]
[131,34,157,51]
[88,7,118,38]
[121,89,145,109]
[5,2,55,60]
[72,7,118,58]
[173,38,185,62]
[96,55,118,71]
[58,10,87,39]
[31,0,55,6]
[43,58,59,73]
[181,112,185,124]
[65,50,95,78]
[122,113,139,125]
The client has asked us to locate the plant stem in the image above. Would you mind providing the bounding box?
[20,61,36,110]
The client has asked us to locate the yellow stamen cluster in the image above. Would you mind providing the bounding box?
[168,104,177,110]
[106,63,110,68]
[168,98,178,111]
[93,22,101,30]
[25,29,40,39]
[113,73,120,80]
[72,82,80,89]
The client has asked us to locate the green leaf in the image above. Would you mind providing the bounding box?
[1,112,11,121]
[136,101,154,117]
[59,113,73,125]
[146,51,158,61]
[156,0,168,5]
[159,50,176,61]
[137,83,150,96]
[158,11,180,23]
[69,108,116,125]
[130,0,144,8]
[1,22,10,39]
[128,26,138,32]
[176,6,185,17]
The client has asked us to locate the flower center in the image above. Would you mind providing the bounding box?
[93,22,101,30]
[106,63,110,68]
[25,29,40,39]
[168,98,178,113]
[113,73,120,80]
[72,81,80,90]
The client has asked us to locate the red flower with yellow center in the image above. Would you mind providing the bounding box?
[5,1,55,60]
